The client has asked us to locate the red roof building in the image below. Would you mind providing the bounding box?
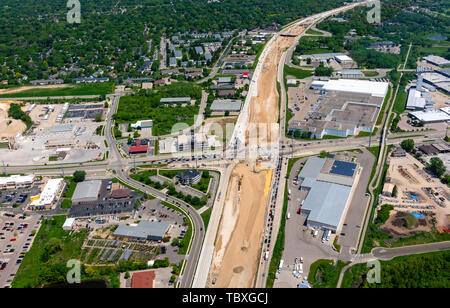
[129,140,148,154]
[131,270,155,288]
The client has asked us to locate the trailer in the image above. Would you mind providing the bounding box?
[279,259,284,271]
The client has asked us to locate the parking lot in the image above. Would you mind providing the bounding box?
[275,150,374,287]
[69,180,140,218]
[0,186,41,210]
[0,212,41,288]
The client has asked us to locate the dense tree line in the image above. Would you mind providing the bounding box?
[0,0,348,83]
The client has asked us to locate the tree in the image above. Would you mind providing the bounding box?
[392,185,397,197]
[73,171,86,183]
[314,62,333,77]
[430,157,446,178]
[319,150,328,158]
[400,139,415,153]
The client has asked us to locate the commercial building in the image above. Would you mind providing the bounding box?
[176,169,202,185]
[408,109,450,124]
[310,79,389,98]
[382,183,395,197]
[217,77,233,84]
[129,140,149,154]
[210,100,242,112]
[63,218,75,231]
[419,144,440,156]
[391,147,406,157]
[71,180,102,205]
[73,77,109,83]
[159,133,220,154]
[423,55,450,67]
[131,120,153,129]
[111,188,131,199]
[337,70,364,79]
[160,97,191,104]
[30,178,65,210]
[334,54,354,65]
[114,221,170,241]
[298,157,359,233]
[30,79,63,86]
[132,271,155,288]
[288,91,384,138]
[299,53,346,62]
[0,174,36,189]
[420,69,450,94]
[406,87,433,110]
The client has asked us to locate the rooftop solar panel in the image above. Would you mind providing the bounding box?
[330,160,356,177]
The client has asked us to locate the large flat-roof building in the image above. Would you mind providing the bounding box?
[423,55,450,67]
[160,97,191,104]
[408,109,450,124]
[310,79,389,98]
[114,221,170,241]
[288,90,385,138]
[406,87,433,110]
[298,157,360,233]
[71,180,102,205]
[132,270,155,288]
[131,120,153,129]
[30,178,65,210]
[210,100,242,112]
[420,70,450,94]
[0,174,35,189]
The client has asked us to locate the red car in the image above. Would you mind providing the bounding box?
[10,238,16,242]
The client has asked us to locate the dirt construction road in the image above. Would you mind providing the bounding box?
[208,25,305,288]
[247,25,304,147]
[208,163,272,287]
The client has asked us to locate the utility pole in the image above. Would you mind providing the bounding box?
[369,129,373,148]
[2,161,6,175]
[133,156,137,174]
[60,164,64,177]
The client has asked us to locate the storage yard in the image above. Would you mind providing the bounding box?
[0,101,107,164]
[379,153,450,235]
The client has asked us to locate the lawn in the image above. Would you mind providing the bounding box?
[0,83,114,98]
[363,71,380,77]
[305,29,324,35]
[12,216,89,288]
[308,259,349,288]
[284,65,313,80]
[342,250,450,288]
[191,172,212,194]
[200,207,213,230]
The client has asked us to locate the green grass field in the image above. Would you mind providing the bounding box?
[12,216,88,288]
[200,207,212,230]
[0,83,114,98]
[342,250,450,288]
[284,65,313,80]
